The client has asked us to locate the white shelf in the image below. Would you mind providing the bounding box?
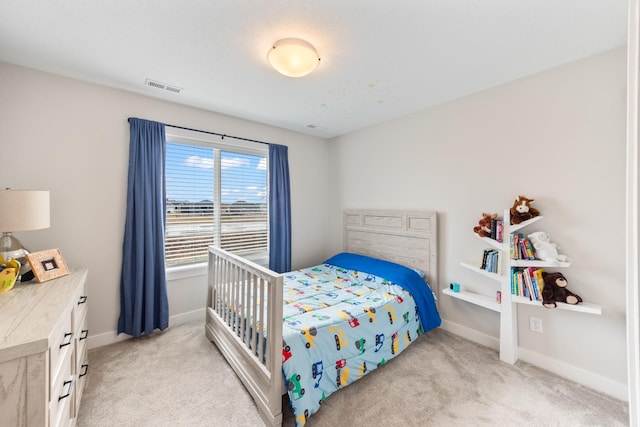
[510,215,543,233]
[447,208,603,365]
[460,262,501,282]
[443,288,501,312]
[510,295,602,315]
[511,259,571,268]
[476,235,502,250]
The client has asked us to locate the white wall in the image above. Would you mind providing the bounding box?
[0,46,629,400]
[327,48,628,399]
[0,62,330,345]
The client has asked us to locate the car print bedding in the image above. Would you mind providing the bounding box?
[281,252,441,426]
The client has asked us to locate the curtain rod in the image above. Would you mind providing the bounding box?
[166,123,271,145]
[128,118,270,146]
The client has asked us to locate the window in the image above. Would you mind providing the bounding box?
[164,129,268,268]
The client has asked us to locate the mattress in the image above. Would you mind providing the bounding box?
[281,253,441,426]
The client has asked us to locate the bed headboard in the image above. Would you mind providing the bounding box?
[343,209,438,290]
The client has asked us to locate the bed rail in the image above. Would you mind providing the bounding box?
[205,246,284,427]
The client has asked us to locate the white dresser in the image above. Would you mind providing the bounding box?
[0,269,89,427]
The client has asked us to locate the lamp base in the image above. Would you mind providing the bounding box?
[0,232,32,277]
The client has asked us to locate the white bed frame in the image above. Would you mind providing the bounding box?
[205,209,438,427]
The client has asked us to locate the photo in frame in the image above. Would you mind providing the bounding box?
[26,248,70,282]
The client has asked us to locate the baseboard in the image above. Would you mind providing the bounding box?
[87,308,206,350]
[440,320,628,402]
[168,308,206,327]
[440,319,500,351]
[518,348,628,402]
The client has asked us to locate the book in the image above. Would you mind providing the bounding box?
[481,249,490,270]
[490,218,498,240]
[496,220,504,243]
[523,238,536,260]
[523,269,535,300]
[511,269,523,296]
[481,249,500,273]
[486,250,495,272]
[519,272,527,298]
[492,250,500,273]
[509,234,515,259]
[511,233,521,259]
[519,239,527,259]
[527,267,541,301]
[534,268,545,294]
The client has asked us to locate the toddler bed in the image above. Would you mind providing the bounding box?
[205,209,440,426]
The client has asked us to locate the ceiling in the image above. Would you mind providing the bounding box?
[0,1,628,139]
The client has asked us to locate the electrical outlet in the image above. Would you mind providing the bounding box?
[529,316,543,333]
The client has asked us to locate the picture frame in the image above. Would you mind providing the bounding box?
[26,248,70,282]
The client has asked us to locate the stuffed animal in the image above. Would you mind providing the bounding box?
[528,231,568,263]
[541,271,582,308]
[509,195,541,224]
[473,212,497,238]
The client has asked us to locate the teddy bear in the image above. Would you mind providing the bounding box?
[541,271,582,308]
[509,195,541,224]
[527,231,568,263]
[473,212,497,238]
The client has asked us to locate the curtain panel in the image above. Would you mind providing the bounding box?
[268,144,292,273]
[118,118,169,337]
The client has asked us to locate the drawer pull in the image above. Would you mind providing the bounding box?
[60,332,73,348]
[78,295,88,305]
[58,380,73,401]
[79,329,89,340]
[79,364,89,378]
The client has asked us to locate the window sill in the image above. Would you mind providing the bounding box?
[166,262,207,281]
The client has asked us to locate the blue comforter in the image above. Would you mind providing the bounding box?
[282,253,441,426]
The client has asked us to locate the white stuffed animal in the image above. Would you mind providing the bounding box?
[527,231,568,263]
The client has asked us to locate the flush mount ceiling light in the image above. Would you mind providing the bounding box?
[267,38,320,78]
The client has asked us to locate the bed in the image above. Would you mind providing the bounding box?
[205,209,440,426]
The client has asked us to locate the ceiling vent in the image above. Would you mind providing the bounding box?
[145,78,183,94]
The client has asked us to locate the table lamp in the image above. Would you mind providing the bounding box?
[0,189,50,276]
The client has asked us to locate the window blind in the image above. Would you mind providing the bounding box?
[165,140,268,267]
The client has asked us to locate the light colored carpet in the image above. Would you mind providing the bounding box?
[77,321,629,426]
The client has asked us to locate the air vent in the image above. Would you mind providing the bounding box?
[145,78,183,94]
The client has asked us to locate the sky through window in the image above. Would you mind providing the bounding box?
[166,142,267,204]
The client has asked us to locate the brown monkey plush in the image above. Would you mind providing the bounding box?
[473,213,497,238]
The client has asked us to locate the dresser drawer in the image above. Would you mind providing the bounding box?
[75,310,89,365]
[74,346,89,418]
[51,383,73,427]
[50,311,74,387]
[49,348,73,427]
[73,291,88,331]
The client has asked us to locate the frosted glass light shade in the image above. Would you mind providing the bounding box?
[267,38,320,77]
[0,189,50,232]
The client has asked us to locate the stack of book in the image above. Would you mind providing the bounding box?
[480,249,501,274]
[510,233,536,260]
[512,267,545,300]
[490,218,504,243]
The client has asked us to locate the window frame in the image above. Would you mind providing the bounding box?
[164,127,269,279]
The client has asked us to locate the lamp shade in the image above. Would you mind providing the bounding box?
[0,189,50,232]
[267,38,320,77]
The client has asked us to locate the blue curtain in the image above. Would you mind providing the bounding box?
[268,144,292,273]
[118,118,169,337]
